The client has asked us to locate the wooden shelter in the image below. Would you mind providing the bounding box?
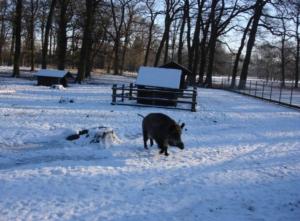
[160,61,193,88]
[135,66,182,106]
[35,69,72,87]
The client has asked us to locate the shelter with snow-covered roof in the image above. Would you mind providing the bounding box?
[35,69,72,87]
[135,66,182,106]
[160,61,192,88]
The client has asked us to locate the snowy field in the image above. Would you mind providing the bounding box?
[0,71,300,221]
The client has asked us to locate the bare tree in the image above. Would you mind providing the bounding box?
[231,16,253,88]
[291,0,300,88]
[25,0,39,71]
[12,0,22,77]
[120,1,137,74]
[106,0,131,75]
[77,0,101,82]
[56,0,71,70]
[144,0,159,66]
[239,0,269,89]
[190,0,206,84]
[41,0,57,69]
[154,0,181,66]
[0,0,8,65]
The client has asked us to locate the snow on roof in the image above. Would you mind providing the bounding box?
[35,69,68,78]
[136,66,182,89]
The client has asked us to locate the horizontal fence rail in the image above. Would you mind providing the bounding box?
[212,78,300,110]
[111,83,198,112]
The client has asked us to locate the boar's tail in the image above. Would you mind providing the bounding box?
[137,114,145,119]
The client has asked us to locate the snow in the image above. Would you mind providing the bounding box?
[35,69,68,78]
[136,66,181,89]
[0,70,300,221]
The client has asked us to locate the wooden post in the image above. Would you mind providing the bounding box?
[121,84,125,102]
[262,82,265,98]
[129,83,133,100]
[254,81,258,97]
[191,87,197,112]
[249,80,252,94]
[269,82,273,100]
[290,87,294,105]
[112,84,117,104]
[279,85,282,102]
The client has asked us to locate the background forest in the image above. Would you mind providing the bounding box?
[0,0,299,88]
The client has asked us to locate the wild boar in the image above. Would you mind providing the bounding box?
[139,113,185,156]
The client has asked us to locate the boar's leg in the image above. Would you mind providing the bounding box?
[163,147,169,156]
[157,139,169,156]
[159,147,169,156]
[150,138,154,147]
[143,129,149,149]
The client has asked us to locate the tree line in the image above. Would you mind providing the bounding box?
[0,0,299,88]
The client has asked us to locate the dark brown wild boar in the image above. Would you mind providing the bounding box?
[139,113,185,156]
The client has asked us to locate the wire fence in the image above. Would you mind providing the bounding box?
[212,78,300,109]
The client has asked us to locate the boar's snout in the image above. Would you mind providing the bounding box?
[178,142,184,150]
[168,140,184,149]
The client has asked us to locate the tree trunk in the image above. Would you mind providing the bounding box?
[9,23,15,66]
[239,0,267,89]
[42,0,56,69]
[77,0,96,82]
[144,19,155,66]
[280,36,286,87]
[177,9,186,64]
[29,0,37,71]
[113,39,120,75]
[154,0,177,66]
[0,7,5,65]
[154,24,169,66]
[198,18,210,85]
[231,17,253,88]
[120,9,134,74]
[13,0,22,77]
[191,0,205,85]
[204,0,218,87]
[296,15,299,88]
[56,0,68,70]
[163,22,170,64]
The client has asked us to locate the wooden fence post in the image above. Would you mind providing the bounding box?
[262,82,265,98]
[112,84,117,104]
[191,87,197,112]
[279,85,282,102]
[249,80,252,94]
[121,84,125,102]
[254,81,258,97]
[269,82,273,100]
[290,87,294,105]
[129,83,133,100]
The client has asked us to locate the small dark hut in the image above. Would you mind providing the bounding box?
[160,61,192,89]
[136,66,182,106]
[35,70,72,87]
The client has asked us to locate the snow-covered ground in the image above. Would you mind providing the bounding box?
[0,71,300,221]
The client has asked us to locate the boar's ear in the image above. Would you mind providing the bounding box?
[180,123,185,129]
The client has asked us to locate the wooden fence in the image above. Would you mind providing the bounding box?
[111,83,197,112]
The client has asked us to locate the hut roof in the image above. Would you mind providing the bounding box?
[160,61,192,75]
[136,66,182,89]
[35,69,68,78]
